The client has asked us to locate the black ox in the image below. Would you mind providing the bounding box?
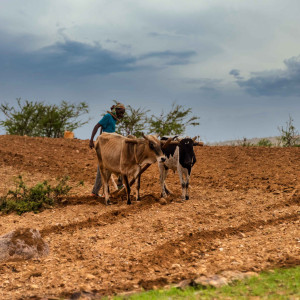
[158,136,199,200]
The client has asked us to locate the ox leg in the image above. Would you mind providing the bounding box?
[123,175,131,205]
[135,173,141,201]
[101,168,112,205]
[178,166,187,201]
[164,182,171,195]
[110,174,118,192]
[184,171,191,200]
[159,163,168,198]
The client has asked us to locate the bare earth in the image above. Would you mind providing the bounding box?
[0,135,299,299]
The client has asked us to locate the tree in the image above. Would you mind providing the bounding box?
[116,104,149,137]
[277,115,300,147]
[147,103,200,136]
[0,98,89,138]
[0,98,44,136]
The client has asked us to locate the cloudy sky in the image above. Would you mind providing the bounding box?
[0,0,300,143]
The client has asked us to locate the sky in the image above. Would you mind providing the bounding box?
[0,0,300,143]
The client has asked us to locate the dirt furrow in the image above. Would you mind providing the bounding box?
[137,212,299,267]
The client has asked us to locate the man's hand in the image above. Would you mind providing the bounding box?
[89,140,94,149]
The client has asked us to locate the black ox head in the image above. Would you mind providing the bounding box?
[177,137,197,171]
[161,136,197,173]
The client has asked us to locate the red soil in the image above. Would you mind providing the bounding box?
[0,135,299,299]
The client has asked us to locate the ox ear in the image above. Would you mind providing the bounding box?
[125,138,138,144]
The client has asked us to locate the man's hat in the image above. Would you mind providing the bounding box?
[114,102,125,110]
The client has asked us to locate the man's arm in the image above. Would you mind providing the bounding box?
[89,123,102,149]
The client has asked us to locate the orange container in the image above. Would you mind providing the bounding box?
[64,131,74,139]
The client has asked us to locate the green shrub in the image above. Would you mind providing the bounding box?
[0,175,72,215]
[0,98,90,138]
[257,138,272,147]
[278,115,300,147]
[238,138,253,147]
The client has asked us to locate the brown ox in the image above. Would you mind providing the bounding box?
[95,132,171,205]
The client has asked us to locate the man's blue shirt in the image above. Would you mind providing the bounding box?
[98,113,116,133]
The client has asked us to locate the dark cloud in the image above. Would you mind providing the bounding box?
[139,50,197,65]
[183,78,222,99]
[229,69,243,80]
[184,78,222,86]
[0,38,137,79]
[0,34,196,81]
[234,55,300,97]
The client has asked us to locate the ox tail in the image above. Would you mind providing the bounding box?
[94,137,102,161]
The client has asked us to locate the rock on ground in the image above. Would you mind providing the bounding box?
[0,228,49,262]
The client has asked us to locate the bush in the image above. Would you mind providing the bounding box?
[236,138,253,147]
[0,175,72,215]
[115,101,200,137]
[147,103,200,136]
[0,98,90,137]
[257,138,272,147]
[278,115,300,147]
[116,104,150,137]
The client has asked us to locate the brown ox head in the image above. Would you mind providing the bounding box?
[126,133,166,164]
[143,133,166,163]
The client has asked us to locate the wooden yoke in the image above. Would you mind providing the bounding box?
[125,138,138,144]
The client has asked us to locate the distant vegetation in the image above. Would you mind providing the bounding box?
[0,175,73,215]
[1,99,298,146]
[0,99,200,138]
[256,138,273,147]
[277,115,300,147]
[212,115,299,147]
[0,98,90,138]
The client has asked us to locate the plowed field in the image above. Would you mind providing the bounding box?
[0,135,299,299]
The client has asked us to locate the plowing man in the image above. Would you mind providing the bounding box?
[89,102,126,197]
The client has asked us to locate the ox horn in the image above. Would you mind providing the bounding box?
[192,136,197,142]
[194,141,204,146]
[161,136,178,149]
[141,132,149,141]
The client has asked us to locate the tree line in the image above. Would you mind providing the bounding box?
[0,98,200,138]
[1,99,299,146]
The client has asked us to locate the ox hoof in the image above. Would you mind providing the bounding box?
[185,195,189,200]
[106,199,112,205]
